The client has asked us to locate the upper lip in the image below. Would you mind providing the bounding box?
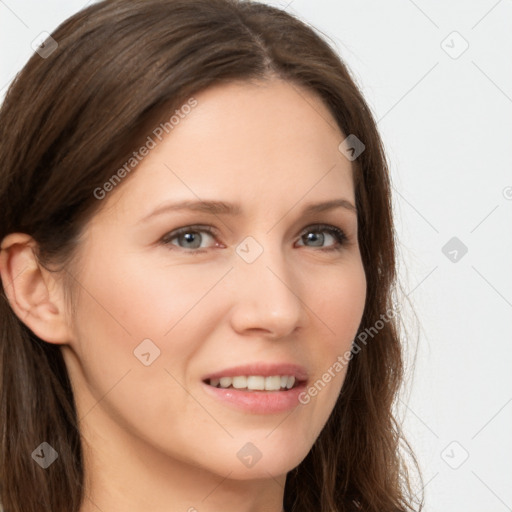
[202,362,309,382]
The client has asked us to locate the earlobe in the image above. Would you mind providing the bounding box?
[0,233,72,344]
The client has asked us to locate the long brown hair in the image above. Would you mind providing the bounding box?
[0,1,423,510]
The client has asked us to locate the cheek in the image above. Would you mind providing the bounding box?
[314,259,366,352]
[303,259,366,407]
[66,255,221,452]
[75,250,224,344]
[67,252,233,426]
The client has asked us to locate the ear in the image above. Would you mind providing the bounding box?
[0,233,73,344]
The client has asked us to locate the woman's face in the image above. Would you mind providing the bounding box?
[62,78,366,481]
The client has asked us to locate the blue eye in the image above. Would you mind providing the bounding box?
[297,224,348,251]
[160,225,218,252]
[160,223,348,254]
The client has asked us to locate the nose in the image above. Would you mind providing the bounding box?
[228,240,305,339]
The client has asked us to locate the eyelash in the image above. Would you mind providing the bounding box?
[160,223,349,255]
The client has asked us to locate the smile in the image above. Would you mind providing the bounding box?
[206,375,296,391]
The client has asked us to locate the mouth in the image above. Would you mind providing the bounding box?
[203,375,303,391]
[200,363,309,413]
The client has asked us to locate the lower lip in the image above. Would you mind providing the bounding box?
[201,380,307,414]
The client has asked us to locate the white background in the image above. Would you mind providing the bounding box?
[1,1,511,511]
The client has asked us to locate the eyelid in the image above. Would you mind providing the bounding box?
[299,223,348,243]
[160,224,220,247]
[159,222,349,253]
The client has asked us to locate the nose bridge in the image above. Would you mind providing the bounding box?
[230,233,304,336]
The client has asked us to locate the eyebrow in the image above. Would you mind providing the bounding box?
[141,197,357,223]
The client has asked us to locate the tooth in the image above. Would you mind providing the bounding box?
[213,375,296,390]
[247,376,265,390]
[232,376,247,389]
[265,375,282,391]
[219,377,232,388]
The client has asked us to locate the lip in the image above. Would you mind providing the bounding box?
[202,362,309,382]
[201,380,308,414]
[201,362,309,414]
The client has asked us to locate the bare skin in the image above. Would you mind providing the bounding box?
[0,78,366,512]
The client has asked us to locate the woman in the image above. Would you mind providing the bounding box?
[0,0,422,511]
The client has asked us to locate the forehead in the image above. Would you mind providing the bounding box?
[98,79,354,222]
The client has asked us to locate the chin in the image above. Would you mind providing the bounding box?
[208,436,312,481]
